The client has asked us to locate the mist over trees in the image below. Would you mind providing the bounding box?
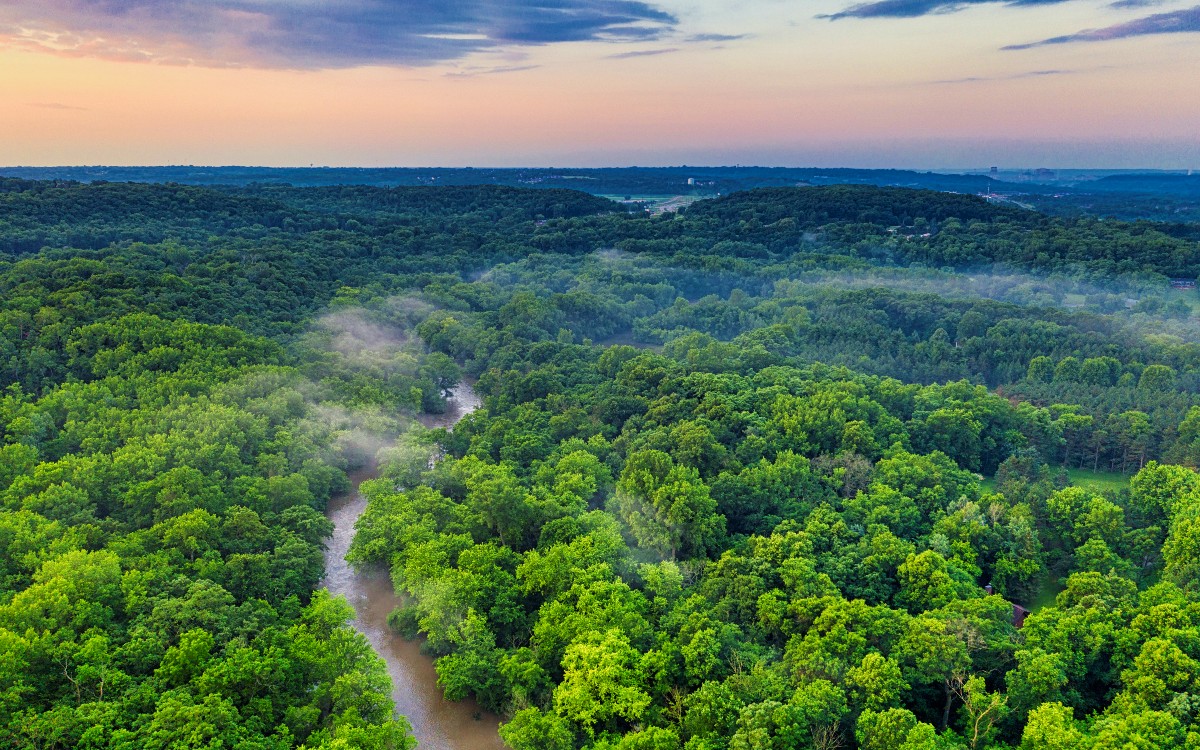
[1,177,1199,749]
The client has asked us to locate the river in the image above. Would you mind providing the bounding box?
[321,381,506,750]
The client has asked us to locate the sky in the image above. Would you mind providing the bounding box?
[0,0,1198,168]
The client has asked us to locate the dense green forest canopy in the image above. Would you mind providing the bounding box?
[1,177,1199,749]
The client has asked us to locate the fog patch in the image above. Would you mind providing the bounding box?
[303,296,444,383]
[319,309,413,358]
[292,295,455,472]
[593,247,637,263]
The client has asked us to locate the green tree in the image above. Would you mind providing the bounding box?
[1052,357,1081,384]
[855,708,938,750]
[893,616,972,729]
[1026,356,1053,384]
[1018,702,1084,750]
[499,708,576,750]
[553,629,651,736]
[896,551,962,612]
[1137,364,1176,391]
[614,450,724,560]
[846,653,909,712]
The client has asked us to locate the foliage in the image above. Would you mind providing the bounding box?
[2,177,1199,749]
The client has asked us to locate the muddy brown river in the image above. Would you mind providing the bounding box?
[321,382,506,749]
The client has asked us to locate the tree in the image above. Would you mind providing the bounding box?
[893,616,971,730]
[1052,357,1081,384]
[954,674,1007,750]
[499,708,575,750]
[1170,406,1200,468]
[729,700,808,750]
[553,629,651,736]
[956,311,988,342]
[846,653,909,712]
[420,352,462,396]
[1163,499,1200,593]
[1107,411,1152,473]
[790,678,850,750]
[1019,702,1084,750]
[1119,637,1200,709]
[855,708,937,750]
[1090,709,1185,748]
[613,450,725,560]
[434,609,505,710]
[896,551,961,612]
[1026,356,1053,384]
[669,420,728,475]
[1079,357,1120,387]
[461,458,536,549]
[1054,411,1093,468]
[915,408,983,472]
[142,693,243,750]
[1129,461,1199,521]
[156,628,215,687]
[1005,648,1068,721]
[1137,364,1176,391]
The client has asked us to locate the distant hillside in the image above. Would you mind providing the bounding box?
[0,179,619,255]
[0,165,1053,196]
[1087,173,1200,196]
[683,185,1029,226]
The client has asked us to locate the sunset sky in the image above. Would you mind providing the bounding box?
[1,0,1198,168]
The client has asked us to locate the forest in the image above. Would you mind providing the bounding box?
[7,166,1200,223]
[2,177,1200,749]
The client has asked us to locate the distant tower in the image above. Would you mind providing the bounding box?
[990,166,998,176]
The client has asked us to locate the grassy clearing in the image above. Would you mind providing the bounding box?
[599,193,663,201]
[1066,467,1130,494]
[598,194,713,214]
[976,468,1129,613]
[978,467,1129,495]
[1028,569,1065,612]
[1165,287,1200,314]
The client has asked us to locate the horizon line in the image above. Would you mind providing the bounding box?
[2,164,1196,173]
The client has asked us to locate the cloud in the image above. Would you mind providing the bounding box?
[1003,5,1200,48]
[29,101,87,110]
[932,68,1072,83]
[685,33,748,42]
[822,0,1068,20]
[444,64,540,78]
[0,0,677,69]
[606,47,677,58]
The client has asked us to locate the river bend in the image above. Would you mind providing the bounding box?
[321,382,506,750]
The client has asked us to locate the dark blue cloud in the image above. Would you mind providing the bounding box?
[686,33,749,42]
[822,0,1066,20]
[1108,0,1166,8]
[1004,4,1200,48]
[0,0,677,68]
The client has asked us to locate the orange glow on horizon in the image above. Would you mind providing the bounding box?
[1,2,1198,169]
